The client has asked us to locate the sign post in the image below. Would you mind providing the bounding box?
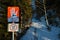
[12,32,14,40]
[8,22,19,40]
[7,7,20,40]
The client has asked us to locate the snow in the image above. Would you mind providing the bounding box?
[19,0,60,40]
[20,17,60,40]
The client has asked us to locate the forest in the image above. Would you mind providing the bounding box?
[0,0,60,40]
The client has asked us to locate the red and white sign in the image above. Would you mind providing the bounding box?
[7,7,20,22]
[8,23,19,32]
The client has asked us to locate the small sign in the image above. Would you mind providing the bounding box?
[8,23,19,32]
[7,7,19,22]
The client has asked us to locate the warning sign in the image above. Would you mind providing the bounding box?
[7,7,19,22]
[8,23,19,32]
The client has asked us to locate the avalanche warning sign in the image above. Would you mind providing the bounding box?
[7,7,19,22]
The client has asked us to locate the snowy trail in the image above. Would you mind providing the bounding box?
[20,0,60,40]
[20,18,60,40]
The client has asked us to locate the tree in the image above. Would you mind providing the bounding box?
[0,0,32,40]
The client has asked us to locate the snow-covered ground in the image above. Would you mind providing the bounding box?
[20,16,60,40]
[20,0,60,40]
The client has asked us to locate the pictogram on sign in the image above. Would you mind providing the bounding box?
[7,7,19,22]
[8,22,19,32]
